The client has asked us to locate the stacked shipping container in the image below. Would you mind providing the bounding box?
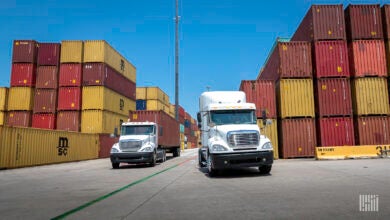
[7,40,39,127]
[81,40,136,134]
[57,41,84,132]
[345,4,390,145]
[32,42,61,130]
[0,87,8,125]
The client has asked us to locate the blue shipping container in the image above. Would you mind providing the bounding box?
[136,100,146,110]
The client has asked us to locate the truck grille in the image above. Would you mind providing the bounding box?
[119,140,142,152]
[227,131,259,147]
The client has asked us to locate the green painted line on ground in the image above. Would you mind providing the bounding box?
[51,156,196,220]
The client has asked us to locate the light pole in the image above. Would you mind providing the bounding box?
[174,0,180,121]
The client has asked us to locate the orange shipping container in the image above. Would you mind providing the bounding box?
[279,118,316,159]
[349,40,387,77]
[36,66,58,89]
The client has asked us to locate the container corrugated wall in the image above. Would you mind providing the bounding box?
[136,87,170,106]
[59,64,82,87]
[32,113,56,130]
[352,77,389,115]
[349,40,387,77]
[82,86,135,116]
[98,134,118,158]
[0,126,98,169]
[10,63,36,87]
[57,87,82,110]
[33,89,57,113]
[81,110,127,133]
[279,118,316,158]
[345,4,383,40]
[292,5,346,41]
[317,117,355,146]
[0,87,8,111]
[257,119,278,159]
[60,40,84,63]
[277,79,315,118]
[355,116,390,145]
[240,80,277,119]
[260,41,312,81]
[37,43,61,66]
[6,111,32,127]
[0,112,4,125]
[56,111,80,132]
[36,66,58,89]
[313,41,350,78]
[7,87,35,111]
[12,40,38,63]
[315,78,353,117]
[146,100,170,115]
[136,87,146,99]
[382,5,390,39]
[83,63,136,100]
[83,40,136,83]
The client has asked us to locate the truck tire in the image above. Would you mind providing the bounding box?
[112,163,120,169]
[173,147,180,157]
[207,154,217,177]
[198,148,205,167]
[259,165,272,174]
[163,150,167,162]
[150,151,157,167]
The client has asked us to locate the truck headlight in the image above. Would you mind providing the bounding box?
[261,142,273,150]
[111,148,119,153]
[212,144,228,152]
[140,146,153,152]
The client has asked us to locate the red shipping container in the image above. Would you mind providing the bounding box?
[175,105,185,118]
[57,87,81,110]
[128,110,180,147]
[98,134,119,158]
[292,5,346,41]
[382,5,390,39]
[10,63,36,87]
[279,118,316,159]
[6,111,32,127]
[317,117,355,147]
[258,41,312,81]
[37,43,61,66]
[83,63,135,100]
[33,89,57,113]
[56,111,80,132]
[239,80,277,118]
[315,78,353,117]
[355,116,390,145]
[345,4,384,40]
[59,64,82,87]
[313,41,350,78]
[36,66,58,89]
[349,40,387,77]
[32,113,56,129]
[12,40,38,63]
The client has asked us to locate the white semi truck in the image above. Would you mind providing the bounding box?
[197,91,274,176]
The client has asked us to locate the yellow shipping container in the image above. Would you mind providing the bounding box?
[0,87,8,111]
[82,86,135,116]
[352,77,390,116]
[136,87,146,100]
[146,87,169,105]
[169,103,176,115]
[0,126,99,169]
[0,111,4,125]
[277,79,315,118]
[257,119,279,159]
[81,110,128,134]
[7,87,34,111]
[60,40,84,63]
[83,40,136,83]
[146,100,170,114]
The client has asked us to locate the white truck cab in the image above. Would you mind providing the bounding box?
[197,91,273,176]
[110,121,166,169]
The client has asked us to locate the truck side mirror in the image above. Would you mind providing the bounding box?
[110,127,118,138]
[262,110,267,126]
[198,123,201,129]
[197,112,202,123]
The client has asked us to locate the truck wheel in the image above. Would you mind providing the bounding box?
[173,147,180,157]
[207,154,217,177]
[150,151,157,167]
[198,149,205,167]
[112,163,120,169]
[259,165,272,174]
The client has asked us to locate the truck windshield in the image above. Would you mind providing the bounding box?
[210,110,256,125]
[121,125,154,135]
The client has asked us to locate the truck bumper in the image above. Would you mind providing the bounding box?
[110,152,154,164]
[210,151,273,169]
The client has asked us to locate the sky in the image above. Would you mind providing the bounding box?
[1,0,388,118]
